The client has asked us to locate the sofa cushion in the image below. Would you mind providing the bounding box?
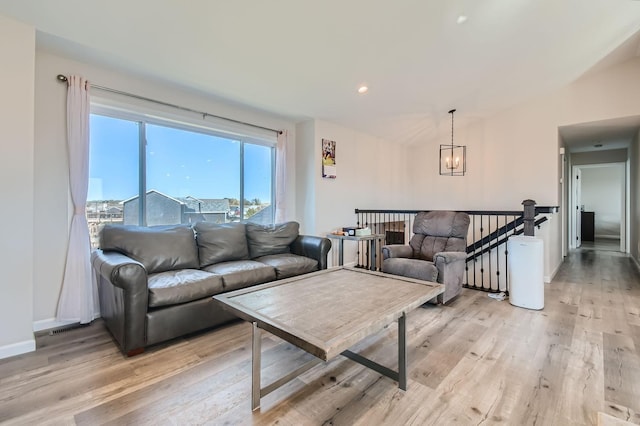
[254,253,318,279]
[382,258,439,283]
[147,269,224,308]
[245,221,299,259]
[203,260,276,292]
[100,224,199,274]
[194,222,249,267]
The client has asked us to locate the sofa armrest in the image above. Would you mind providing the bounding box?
[433,251,467,304]
[92,250,147,290]
[91,249,149,355]
[382,244,413,260]
[290,235,332,270]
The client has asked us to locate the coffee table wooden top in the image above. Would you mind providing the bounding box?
[213,267,444,361]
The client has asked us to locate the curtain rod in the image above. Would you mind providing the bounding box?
[56,74,282,135]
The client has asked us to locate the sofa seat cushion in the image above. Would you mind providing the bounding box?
[382,258,438,283]
[254,253,318,279]
[203,260,276,292]
[148,269,224,308]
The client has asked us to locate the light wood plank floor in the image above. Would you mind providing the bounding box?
[1,249,640,425]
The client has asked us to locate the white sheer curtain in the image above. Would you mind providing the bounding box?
[56,76,98,324]
[275,130,287,223]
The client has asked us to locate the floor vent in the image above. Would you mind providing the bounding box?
[48,323,88,336]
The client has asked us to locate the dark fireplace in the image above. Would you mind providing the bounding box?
[385,230,405,245]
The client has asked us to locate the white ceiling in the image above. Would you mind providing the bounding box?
[1,0,640,145]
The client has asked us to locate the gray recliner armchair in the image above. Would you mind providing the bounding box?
[381,211,470,304]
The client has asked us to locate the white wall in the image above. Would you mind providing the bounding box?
[581,165,623,239]
[294,120,316,235]
[31,50,298,330]
[0,15,36,358]
[295,119,412,266]
[632,131,640,263]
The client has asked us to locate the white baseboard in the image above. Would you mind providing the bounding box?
[0,338,36,360]
[594,234,620,240]
[33,312,101,333]
[544,257,565,284]
[32,318,77,332]
[544,263,561,284]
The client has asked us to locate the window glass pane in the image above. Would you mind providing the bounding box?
[244,143,274,224]
[87,115,139,247]
[145,124,240,226]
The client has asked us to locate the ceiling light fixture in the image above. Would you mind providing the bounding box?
[439,109,466,176]
[357,85,369,94]
[457,15,468,24]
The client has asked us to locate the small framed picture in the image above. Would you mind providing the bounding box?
[322,139,337,179]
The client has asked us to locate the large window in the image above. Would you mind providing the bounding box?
[87,113,275,246]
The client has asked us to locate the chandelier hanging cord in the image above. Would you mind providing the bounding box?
[449,108,456,146]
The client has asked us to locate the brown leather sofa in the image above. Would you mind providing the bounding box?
[91,221,331,356]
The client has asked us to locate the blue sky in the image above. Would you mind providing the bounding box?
[88,115,272,203]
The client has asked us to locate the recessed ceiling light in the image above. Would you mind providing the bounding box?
[457,15,468,24]
[357,85,369,94]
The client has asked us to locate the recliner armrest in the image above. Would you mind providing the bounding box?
[433,251,467,304]
[382,244,413,260]
[290,235,332,270]
[433,251,467,264]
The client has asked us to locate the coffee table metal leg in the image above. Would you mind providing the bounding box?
[252,322,261,411]
[398,313,407,390]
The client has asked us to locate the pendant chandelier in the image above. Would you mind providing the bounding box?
[439,109,466,176]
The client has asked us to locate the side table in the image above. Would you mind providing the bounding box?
[326,233,385,270]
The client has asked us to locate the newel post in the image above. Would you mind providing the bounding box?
[522,199,536,236]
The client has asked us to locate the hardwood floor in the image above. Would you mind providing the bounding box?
[1,249,640,425]
[580,238,622,252]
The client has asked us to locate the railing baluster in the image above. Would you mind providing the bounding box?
[473,215,478,288]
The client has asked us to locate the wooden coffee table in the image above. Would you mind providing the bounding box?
[213,267,444,410]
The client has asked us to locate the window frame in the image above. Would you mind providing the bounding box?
[89,103,277,226]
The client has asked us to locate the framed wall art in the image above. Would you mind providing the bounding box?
[322,138,337,179]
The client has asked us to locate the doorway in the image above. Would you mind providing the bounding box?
[570,163,627,252]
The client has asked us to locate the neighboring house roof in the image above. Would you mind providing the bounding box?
[121,191,230,213]
[121,189,185,205]
[246,205,274,226]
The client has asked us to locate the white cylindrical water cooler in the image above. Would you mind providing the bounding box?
[507,235,544,310]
